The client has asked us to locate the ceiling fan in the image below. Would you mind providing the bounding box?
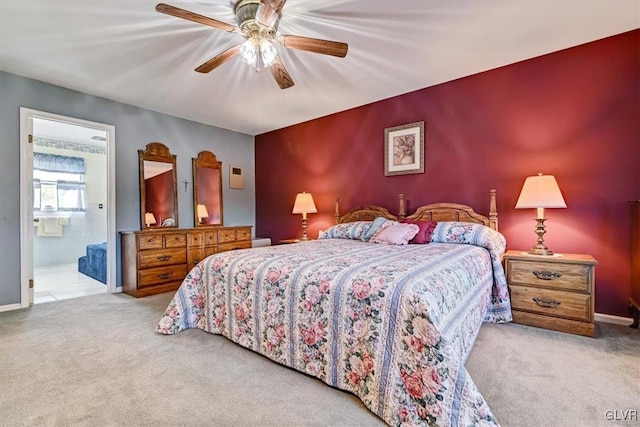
[156,0,349,89]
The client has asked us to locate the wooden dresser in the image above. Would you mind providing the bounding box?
[121,226,252,297]
[630,201,640,328]
[504,250,597,337]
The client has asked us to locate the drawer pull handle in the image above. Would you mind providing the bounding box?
[532,297,561,308]
[533,270,562,280]
[157,273,172,279]
[157,255,171,261]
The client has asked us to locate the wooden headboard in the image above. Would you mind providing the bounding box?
[405,189,498,231]
[335,194,405,224]
[334,190,498,231]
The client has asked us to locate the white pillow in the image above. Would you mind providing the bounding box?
[369,223,420,245]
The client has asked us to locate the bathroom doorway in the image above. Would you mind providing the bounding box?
[19,109,117,306]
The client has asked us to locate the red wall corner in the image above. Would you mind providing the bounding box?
[255,29,640,317]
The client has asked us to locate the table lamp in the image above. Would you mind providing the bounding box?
[292,192,317,241]
[515,172,567,256]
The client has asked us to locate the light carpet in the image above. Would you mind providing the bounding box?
[0,292,638,426]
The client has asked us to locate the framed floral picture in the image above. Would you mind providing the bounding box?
[384,121,425,176]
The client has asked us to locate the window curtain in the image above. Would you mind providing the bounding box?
[58,181,86,211]
[33,152,85,173]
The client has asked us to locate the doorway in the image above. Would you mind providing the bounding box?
[19,109,117,306]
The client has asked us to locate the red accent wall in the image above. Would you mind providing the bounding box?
[255,30,640,317]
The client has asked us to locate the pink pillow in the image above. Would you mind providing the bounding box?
[402,219,437,244]
[369,223,420,245]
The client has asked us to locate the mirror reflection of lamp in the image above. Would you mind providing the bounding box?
[144,212,157,228]
[196,204,209,224]
[292,192,317,241]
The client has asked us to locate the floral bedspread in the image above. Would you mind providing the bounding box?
[157,222,511,426]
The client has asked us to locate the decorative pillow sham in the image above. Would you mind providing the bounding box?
[369,222,420,245]
[363,217,391,241]
[401,219,437,244]
[318,221,372,241]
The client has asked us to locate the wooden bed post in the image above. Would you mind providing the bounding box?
[489,189,498,231]
[399,194,406,221]
[335,197,341,224]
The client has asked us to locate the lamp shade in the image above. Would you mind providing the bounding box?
[515,173,567,209]
[292,192,318,214]
[196,204,209,219]
[144,212,156,226]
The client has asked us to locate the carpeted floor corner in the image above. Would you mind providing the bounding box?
[0,292,638,426]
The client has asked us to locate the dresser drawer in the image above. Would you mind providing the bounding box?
[204,231,218,245]
[236,228,251,241]
[219,241,252,252]
[188,248,205,268]
[218,229,237,243]
[507,259,592,293]
[138,234,164,250]
[164,233,187,248]
[204,246,217,257]
[138,264,187,287]
[138,248,186,269]
[188,232,204,247]
[509,285,591,322]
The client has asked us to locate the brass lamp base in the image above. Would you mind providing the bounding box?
[527,246,554,256]
[299,217,310,241]
[528,217,555,256]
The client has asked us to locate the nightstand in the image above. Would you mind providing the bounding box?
[279,238,314,244]
[503,250,597,337]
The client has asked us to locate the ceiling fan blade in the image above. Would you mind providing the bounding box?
[256,0,287,27]
[195,46,240,73]
[156,3,237,33]
[269,57,294,89]
[279,35,348,58]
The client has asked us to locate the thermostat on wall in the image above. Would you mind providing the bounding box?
[229,165,244,189]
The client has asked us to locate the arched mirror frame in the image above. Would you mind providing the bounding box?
[139,142,179,230]
[192,150,224,227]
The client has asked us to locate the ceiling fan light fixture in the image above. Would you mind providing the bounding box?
[156,1,347,89]
[259,39,278,67]
[239,38,258,68]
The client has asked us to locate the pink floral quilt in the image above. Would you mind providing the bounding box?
[157,222,512,426]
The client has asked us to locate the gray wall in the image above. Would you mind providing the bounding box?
[0,71,255,306]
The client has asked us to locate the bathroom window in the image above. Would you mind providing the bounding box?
[33,153,86,212]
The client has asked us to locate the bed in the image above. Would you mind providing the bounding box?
[157,190,512,426]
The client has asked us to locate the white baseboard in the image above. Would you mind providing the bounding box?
[595,312,634,326]
[0,303,22,313]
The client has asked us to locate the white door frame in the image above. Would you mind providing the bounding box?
[19,108,118,307]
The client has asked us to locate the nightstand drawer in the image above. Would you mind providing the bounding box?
[510,285,592,322]
[507,258,592,292]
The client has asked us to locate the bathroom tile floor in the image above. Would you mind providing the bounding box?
[34,263,106,304]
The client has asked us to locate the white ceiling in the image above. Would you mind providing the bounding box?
[33,118,107,146]
[1,1,638,136]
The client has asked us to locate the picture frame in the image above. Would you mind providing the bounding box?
[229,164,244,189]
[384,121,425,176]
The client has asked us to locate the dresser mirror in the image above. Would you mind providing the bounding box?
[192,150,223,227]
[139,142,179,230]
